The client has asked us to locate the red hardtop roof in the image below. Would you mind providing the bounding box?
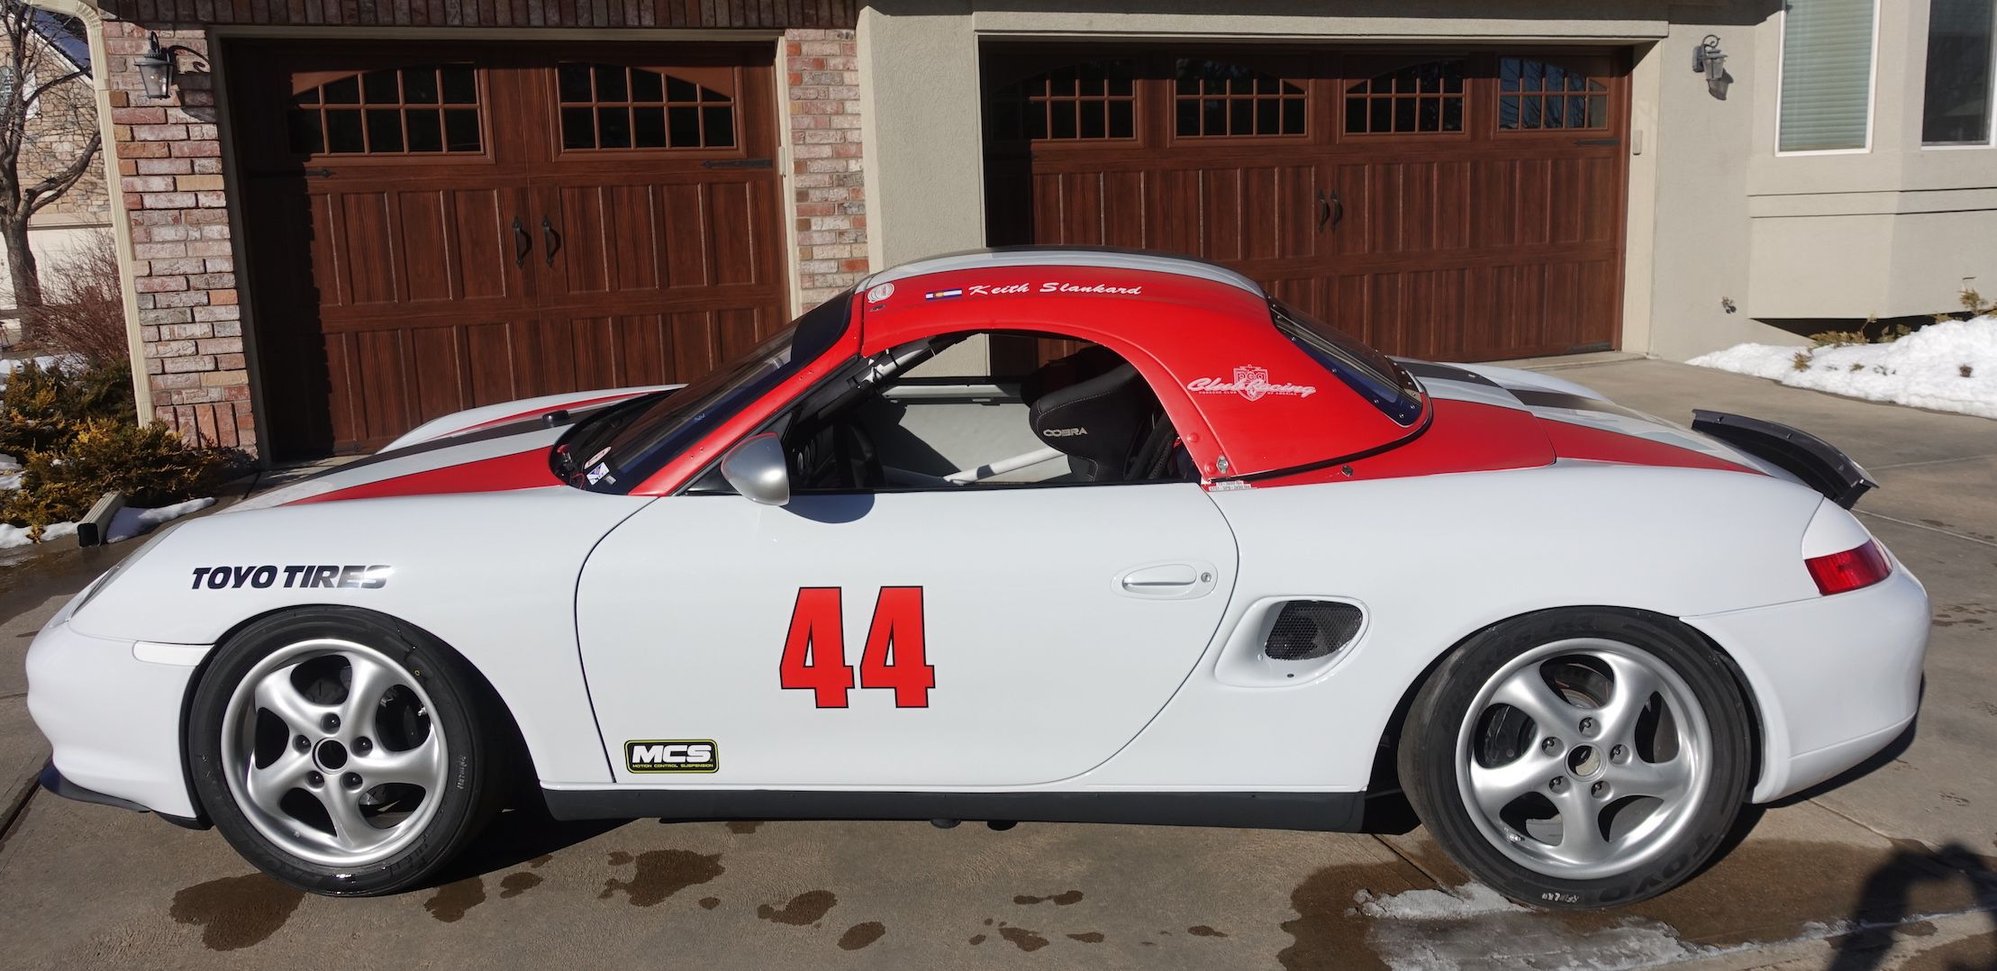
[855,250,1429,480]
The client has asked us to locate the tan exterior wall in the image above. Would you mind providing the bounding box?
[859,0,1997,363]
[1740,1,1997,324]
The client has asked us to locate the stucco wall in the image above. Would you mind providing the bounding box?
[858,0,1995,363]
[1642,0,1797,361]
[1741,0,1997,322]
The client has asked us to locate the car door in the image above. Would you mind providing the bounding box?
[574,482,1237,787]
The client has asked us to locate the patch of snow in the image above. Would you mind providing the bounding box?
[1350,883,1707,970]
[0,520,77,550]
[105,497,215,543]
[1352,883,1528,920]
[0,353,79,389]
[0,354,65,375]
[1690,316,1997,419]
[0,452,19,492]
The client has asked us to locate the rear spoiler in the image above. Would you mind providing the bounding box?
[1691,410,1877,508]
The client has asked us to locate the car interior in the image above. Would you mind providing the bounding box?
[781,331,1199,492]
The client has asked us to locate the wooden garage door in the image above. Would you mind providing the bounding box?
[983,49,1630,362]
[230,43,786,458]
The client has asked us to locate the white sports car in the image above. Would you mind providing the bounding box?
[28,248,1927,907]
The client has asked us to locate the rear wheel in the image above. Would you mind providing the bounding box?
[187,608,504,895]
[1398,609,1752,908]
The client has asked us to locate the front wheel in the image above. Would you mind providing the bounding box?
[186,608,504,895]
[1398,609,1753,908]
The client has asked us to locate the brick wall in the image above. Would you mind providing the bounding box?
[102,23,252,452]
[784,29,868,309]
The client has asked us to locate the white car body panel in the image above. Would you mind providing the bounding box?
[54,490,655,798]
[577,484,1237,787]
[1092,462,1894,793]
[21,338,1927,826]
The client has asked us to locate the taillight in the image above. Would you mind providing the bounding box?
[1804,540,1891,595]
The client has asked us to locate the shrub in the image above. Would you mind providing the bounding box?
[1810,319,1913,348]
[0,419,237,537]
[27,233,130,368]
[0,360,135,456]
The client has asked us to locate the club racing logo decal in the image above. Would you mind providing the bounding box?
[625,739,718,773]
[1187,365,1318,402]
[866,282,895,304]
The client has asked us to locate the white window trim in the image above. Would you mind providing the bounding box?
[1920,0,1997,149]
[1774,0,1883,157]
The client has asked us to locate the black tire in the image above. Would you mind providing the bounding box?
[1397,608,1753,909]
[186,607,506,896]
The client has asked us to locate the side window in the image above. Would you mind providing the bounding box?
[784,331,1197,493]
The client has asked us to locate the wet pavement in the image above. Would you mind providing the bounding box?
[2,359,1994,969]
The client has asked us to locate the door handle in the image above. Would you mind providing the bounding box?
[1120,565,1202,589]
[512,217,530,268]
[542,216,562,267]
[1316,189,1344,232]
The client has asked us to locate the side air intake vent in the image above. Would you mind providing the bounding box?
[1263,601,1364,662]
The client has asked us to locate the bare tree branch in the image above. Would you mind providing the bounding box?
[22,67,87,110]
[23,128,97,217]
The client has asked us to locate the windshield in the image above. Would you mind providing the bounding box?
[1271,300,1425,427]
[562,290,854,492]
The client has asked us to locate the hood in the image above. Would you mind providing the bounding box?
[380,386,673,451]
[236,388,671,509]
[234,423,565,511]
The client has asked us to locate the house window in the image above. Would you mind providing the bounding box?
[1497,58,1611,131]
[289,66,483,156]
[1778,0,1878,152]
[1343,60,1466,135]
[988,61,1138,142]
[1923,0,1995,144]
[556,64,736,151]
[1173,60,1306,137]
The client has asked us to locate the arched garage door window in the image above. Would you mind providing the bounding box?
[987,60,1138,142]
[1498,57,1612,131]
[287,65,483,156]
[1173,59,1307,137]
[555,63,738,150]
[1342,59,1466,135]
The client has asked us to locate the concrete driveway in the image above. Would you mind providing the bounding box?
[1,359,1993,970]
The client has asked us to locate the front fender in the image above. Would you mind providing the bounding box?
[71,488,653,785]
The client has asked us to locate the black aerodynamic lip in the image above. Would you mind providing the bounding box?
[1690,410,1877,508]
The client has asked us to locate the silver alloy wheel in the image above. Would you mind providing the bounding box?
[219,637,448,868]
[1452,637,1714,881]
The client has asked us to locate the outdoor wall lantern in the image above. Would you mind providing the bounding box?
[135,32,199,101]
[1692,34,1730,99]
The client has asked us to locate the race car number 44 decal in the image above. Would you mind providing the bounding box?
[780,586,934,708]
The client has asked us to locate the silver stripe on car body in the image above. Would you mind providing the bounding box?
[858,246,1267,296]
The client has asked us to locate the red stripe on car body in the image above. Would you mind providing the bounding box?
[1249,398,1554,487]
[287,449,559,505]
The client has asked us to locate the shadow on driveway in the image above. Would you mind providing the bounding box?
[1829,841,1997,970]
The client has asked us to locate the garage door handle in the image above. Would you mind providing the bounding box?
[1316,189,1343,231]
[541,216,562,267]
[512,217,530,268]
